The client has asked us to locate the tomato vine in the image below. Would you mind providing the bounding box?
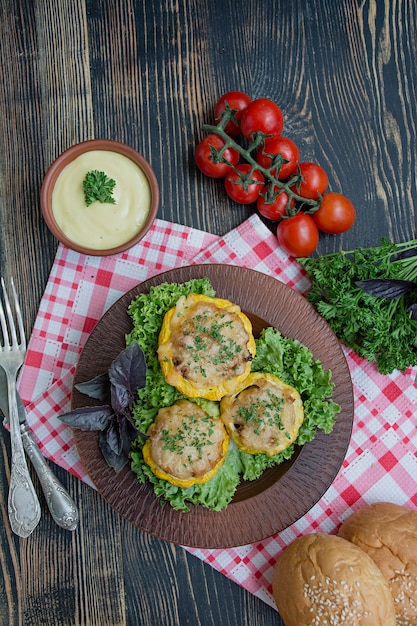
[195,92,357,256]
[201,113,318,214]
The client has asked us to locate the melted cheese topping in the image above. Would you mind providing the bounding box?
[52,150,151,249]
[220,372,304,456]
[158,294,255,400]
[142,399,228,487]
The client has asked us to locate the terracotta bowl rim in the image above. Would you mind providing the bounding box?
[40,139,159,256]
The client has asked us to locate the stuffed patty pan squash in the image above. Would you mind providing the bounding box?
[142,399,229,488]
[220,372,304,457]
[157,293,256,401]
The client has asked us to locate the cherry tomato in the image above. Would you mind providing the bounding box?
[312,192,356,234]
[256,136,300,180]
[240,98,284,144]
[195,134,240,178]
[293,162,328,200]
[214,91,252,136]
[257,186,294,221]
[277,213,319,257]
[224,164,265,204]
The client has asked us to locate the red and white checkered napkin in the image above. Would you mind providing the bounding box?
[18,214,417,610]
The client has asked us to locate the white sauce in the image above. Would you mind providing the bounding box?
[52,150,151,249]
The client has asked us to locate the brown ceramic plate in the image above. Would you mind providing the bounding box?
[72,264,353,548]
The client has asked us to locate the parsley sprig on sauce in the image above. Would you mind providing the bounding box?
[83,170,116,207]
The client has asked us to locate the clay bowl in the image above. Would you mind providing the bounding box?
[40,139,159,256]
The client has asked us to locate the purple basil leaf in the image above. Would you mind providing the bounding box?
[106,420,123,455]
[124,409,138,428]
[391,248,417,261]
[122,409,148,439]
[75,373,111,402]
[110,383,129,414]
[99,425,128,472]
[120,416,139,453]
[58,405,113,430]
[109,340,147,411]
[408,303,417,321]
[356,278,417,299]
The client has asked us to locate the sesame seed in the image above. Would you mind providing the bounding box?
[302,577,372,625]
[388,569,417,625]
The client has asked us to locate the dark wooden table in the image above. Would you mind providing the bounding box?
[0,1,416,624]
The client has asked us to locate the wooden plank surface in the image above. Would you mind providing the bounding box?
[0,0,416,624]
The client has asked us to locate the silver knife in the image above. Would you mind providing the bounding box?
[0,371,79,531]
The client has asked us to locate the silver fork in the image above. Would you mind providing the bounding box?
[0,277,41,537]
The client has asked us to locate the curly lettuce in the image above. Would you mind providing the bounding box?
[127,278,340,511]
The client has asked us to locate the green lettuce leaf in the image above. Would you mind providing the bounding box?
[251,326,340,449]
[127,279,340,511]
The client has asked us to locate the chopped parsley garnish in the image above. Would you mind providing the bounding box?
[161,414,215,461]
[181,307,243,378]
[237,389,285,435]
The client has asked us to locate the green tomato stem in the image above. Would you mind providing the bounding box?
[201,119,319,212]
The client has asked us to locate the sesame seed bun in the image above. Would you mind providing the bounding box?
[338,502,417,625]
[272,533,396,626]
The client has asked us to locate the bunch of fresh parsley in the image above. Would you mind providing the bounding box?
[299,238,417,374]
